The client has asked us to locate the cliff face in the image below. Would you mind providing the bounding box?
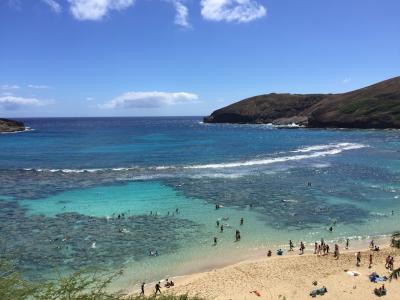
[204,77,400,129]
[308,77,400,128]
[0,118,25,133]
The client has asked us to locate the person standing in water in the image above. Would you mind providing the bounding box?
[240,217,244,225]
[346,238,349,249]
[220,224,224,232]
[214,237,217,245]
[235,230,241,241]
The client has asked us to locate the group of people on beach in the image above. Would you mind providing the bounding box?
[140,279,175,296]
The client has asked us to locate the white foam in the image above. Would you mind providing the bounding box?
[183,143,367,170]
[18,142,367,174]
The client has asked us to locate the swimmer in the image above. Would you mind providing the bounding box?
[214,237,217,245]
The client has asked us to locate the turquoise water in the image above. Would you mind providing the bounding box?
[1,117,400,288]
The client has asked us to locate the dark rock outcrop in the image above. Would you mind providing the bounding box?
[0,118,25,133]
[204,76,400,129]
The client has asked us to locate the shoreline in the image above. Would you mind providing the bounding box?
[166,243,399,299]
[129,235,399,299]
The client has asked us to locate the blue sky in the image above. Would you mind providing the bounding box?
[1,0,399,117]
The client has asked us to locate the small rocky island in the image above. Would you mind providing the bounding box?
[0,118,25,133]
[204,76,400,129]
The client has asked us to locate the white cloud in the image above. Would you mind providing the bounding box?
[86,96,95,101]
[101,91,199,109]
[1,84,20,90]
[42,0,62,13]
[201,0,266,23]
[171,0,191,28]
[0,96,44,111]
[342,77,352,84]
[28,84,51,89]
[68,0,135,21]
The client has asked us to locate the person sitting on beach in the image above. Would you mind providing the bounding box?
[374,284,387,296]
[300,241,305,255]
[165,279,171,288]
[277,249,283,256]
[155,282,162,295]
[356,251,361,266]
[267,250,272,257]
[374,245,380,251]
[289,240,294,251]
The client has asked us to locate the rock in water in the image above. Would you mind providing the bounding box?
[0,118,25,133]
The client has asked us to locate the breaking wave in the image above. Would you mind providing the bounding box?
[18,142,367,173]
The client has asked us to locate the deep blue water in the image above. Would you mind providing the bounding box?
[1,117,400,284]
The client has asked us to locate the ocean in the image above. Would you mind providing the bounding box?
[1,117,399,289]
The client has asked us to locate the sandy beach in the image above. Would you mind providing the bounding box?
[152,242,400,300]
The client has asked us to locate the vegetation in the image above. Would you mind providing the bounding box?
[0,260,204,300]
[389,267,400,281]
[391,232,400,249]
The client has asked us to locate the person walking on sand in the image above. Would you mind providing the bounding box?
[314,242,318,254]
[334,244,339,259]
[300,241,305,255]
[346,238,349,249]
[155,282,162,295]
[140,282,145,296]
[289,240,294,251]
[370,240,375,249]
[356,251,361,266]
[369,254,373,268]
